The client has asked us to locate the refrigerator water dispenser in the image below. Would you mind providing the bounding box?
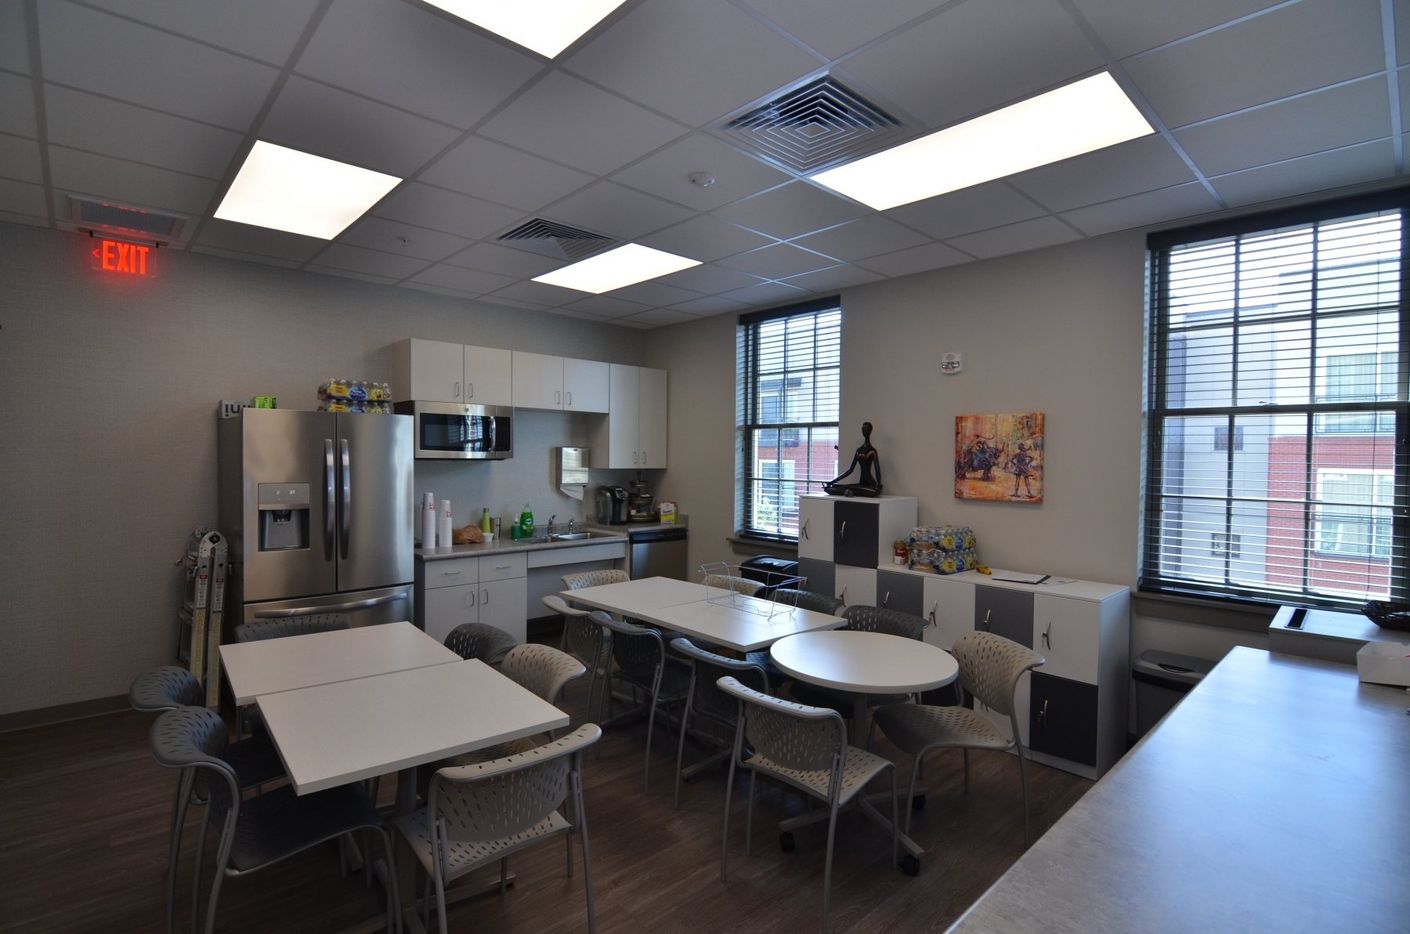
[257,483,310,551]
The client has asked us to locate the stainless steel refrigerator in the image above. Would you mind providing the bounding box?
[218,409,414,629]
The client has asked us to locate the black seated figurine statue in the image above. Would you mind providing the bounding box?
[823,421,882,497]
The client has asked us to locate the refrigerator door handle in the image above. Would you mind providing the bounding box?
[252,589,410,618]
[339,438,351,560]
[323,438,336,560]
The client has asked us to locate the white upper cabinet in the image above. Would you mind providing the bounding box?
[394,338,511,406]
[463,344,512,406]
[512,352,609,412]
[638,366,668,468]
[593,364,668,468]
[563,357,609,413]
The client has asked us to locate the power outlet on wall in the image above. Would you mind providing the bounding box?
[940,352,963,375]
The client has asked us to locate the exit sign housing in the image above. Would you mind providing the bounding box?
[91,238,153,276]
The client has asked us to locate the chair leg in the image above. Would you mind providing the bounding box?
[434,858,449,934]
[375,828,400,934]
[499,857,509,895]
[166,771,193,934]
[574,769,597,934]
[905,753,925,836]
[203,814,237,934]
[191,804,212,934]
[1017,744,1032,846]
[744,770,756,858]
[889,767,899,869]
[674,693,694,810]
[821,800,840,934]
[720,748,738,882]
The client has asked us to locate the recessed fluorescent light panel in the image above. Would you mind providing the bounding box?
[533,243,700,294]
[214,141,402,240]
[811,72,1153,211]
[421,0,628,58]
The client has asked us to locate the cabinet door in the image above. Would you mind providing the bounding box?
[796,557,833,602]
[563,358,610,413]
[604,364,639,468]
[922,575,974,650]
[798,497,833,560]
[834,500,878,568]
[478,577,527,643]
[407,338,464,403]
[1028,672,1098,766]
[834,566,875,607]
[511,351,563,410]
[974,585,1033,647]
[877,569,923,616]
[463,345,511,406]
[1033,594,1099,683]
[638,367,668,467]
[422,582,478,643]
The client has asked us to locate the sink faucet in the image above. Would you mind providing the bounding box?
[547,514,558,537]
[567,517,577,533]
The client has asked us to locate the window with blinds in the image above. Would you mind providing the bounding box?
[736,299,841,540]
[1143,191,1410,609]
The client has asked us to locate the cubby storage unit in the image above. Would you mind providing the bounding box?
[795,493,917,606]
[415,552,528,644]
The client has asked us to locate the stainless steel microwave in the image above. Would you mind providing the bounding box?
[394,401,512,460]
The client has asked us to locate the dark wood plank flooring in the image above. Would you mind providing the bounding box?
[0,675,1090,933]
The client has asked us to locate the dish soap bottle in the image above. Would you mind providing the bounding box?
[480,507,492,535]
[518,503,534,539]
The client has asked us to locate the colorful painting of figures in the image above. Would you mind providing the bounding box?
[955,413,1044,503]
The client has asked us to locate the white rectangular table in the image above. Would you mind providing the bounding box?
[562,576,720,616]
[220,620,460,705]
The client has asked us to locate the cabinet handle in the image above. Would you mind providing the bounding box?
[633,451,639,465]
[1037,698,1050,728]
[555,390,561,406]
[927,600,937,626]
[453,381,460,399]
[839,585,847,604]
[641,449,646,463]
[838,520,847,542]
[493,564,511,571]
[464,590,476,607]
[566,391,573,406]
[801,519,809,540]
[482,588,489,605]
[882,590,891,607]
[1042,622,1051,649]
[466,381,473,399]
[440,569,463,577]
[982,609,991,630]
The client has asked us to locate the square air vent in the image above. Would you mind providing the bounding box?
[496,218,615,262]
[719,75,908,174]
[68,196,185,241]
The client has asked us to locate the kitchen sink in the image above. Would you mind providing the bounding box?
[550,530,620,541]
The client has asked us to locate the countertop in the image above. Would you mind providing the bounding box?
[417,530,627,562]
[949,646,1410,932]
[584,517,688,534]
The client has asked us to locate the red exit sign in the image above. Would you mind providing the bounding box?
[91,238,153,276]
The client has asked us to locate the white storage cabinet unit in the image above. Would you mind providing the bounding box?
[795,494,917,606]
[511,351,610,413]
[415,553,528,644]
[591,364,668,468]
[888,569,1130,780]
[393,338,512,405]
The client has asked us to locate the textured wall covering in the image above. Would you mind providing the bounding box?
[0,224,643,715]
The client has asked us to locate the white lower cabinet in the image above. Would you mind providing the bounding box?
[416,553,527,644]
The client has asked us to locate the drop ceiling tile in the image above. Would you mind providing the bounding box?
[0,2,29,73]
[38,1,278,131]
[885,183,1046,240]
[720,280,809,306]
[48,146,216,215]
[189,244,303,269]
[0,72,38,138]
[713,181,868,240]
[446,241,565,278]
[479,72,686,176]
[0,133,42,184]
[779,263,884,293]
[339,216,471,262]
[856,241,972,277]
[563,295,653,317]
[295,0,541,129]
[373,182,523,240]
[946,216,1083,259]
[405,262,516,295]
[0,177,46,217]
[1070,0,1282,59]
[1007,135,1194,213]
[305,264,398,286]
[613,316,655,329]
[640,214,772,262]
[1123,0,1384,128]
[261,77,461,178]
[565,0,820,127]
[420,136,594,212]
[194,219,324,263]
[620,308,697,327]
[487,280,582,307]
[840,0,1102,130]
[1396,67,1409,132]
[609,280,703,307]
[657,263,762,294]
[543,181,693,240]
[94,0,322,65]
[1209,139,1395,207]
[739,0,944,60]
[1060,182,1220,236]
[718,242,838,278]
[402,281,479,301]
[612,133,789,211]
[1176,77,1390,178]
[43,85,243,179]
[484,295,551,311]
[310,243,430,279]
[791,215,930,262]
[670,295,748,315]
[550,307,616,322]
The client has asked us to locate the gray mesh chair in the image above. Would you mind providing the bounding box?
[148,707,398,934]
[872,630,1046,843]
[129,666,286,934]
[441,645,586,767]
[588,610,689,790]
[669,638,769,809]
[700,573,763,596]
[790,604,927,714]
[543,593,609,722]
[561,568,629,590]
[396,724,602,934]
[232,613,351,643]
[443,622,519,666]
[717,676,898,934]
[745,589,845,679]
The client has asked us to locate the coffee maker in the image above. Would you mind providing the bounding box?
[627,474,656,523]
[595,485,629,525]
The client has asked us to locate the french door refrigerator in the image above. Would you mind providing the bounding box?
[218,409,414,629]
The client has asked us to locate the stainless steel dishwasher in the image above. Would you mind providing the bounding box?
[627,526,689,579]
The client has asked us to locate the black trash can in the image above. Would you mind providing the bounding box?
[739,555,800,598]
[1133,649,1214,737]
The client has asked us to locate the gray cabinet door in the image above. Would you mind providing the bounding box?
[797,557,834,602]
[834,500,878,567]
[974,585,1033,647]
[1028,672,1099,766]
[877,570,923,616]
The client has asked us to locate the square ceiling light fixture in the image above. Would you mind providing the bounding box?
[214,141,402,239]
[533,243,700,294]
[421,0,628,58]
[811,72,1153,211]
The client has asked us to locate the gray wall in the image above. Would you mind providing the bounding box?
[0,223,643,715]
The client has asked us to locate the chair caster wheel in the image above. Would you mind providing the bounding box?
[779,832,795,853]
[911,794,926,811]
[899,854,920,876]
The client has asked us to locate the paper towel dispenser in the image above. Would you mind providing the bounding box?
[557,447,590,500]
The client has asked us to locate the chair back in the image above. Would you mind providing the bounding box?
[773,589,845,616]
[842,605,924,640]
[431,724,601,843]
[562,569,629,590]
[701,574,763,597]
[543,594,605,665]
[444,622,518,665]
[501,644,586,706]
[149,707,239,812]
[129,665,203,712]
[717,676,845,774]
[234,613,351,643]
[670,638,768,726]
[952,630,1045,716]
[589,611,663,685]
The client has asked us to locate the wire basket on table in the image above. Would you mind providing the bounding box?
[697,562,806,622]
[1361,600,1410,632]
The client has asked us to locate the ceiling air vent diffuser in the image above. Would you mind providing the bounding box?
[496,218,615,262]
[720,75,907,174]
[68,196,185,241]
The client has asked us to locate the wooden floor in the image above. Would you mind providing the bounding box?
[0,676,1090,933]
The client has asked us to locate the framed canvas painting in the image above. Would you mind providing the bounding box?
[955,412,1044,503]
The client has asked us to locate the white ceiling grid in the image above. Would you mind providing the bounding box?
[0,0,1404,328]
